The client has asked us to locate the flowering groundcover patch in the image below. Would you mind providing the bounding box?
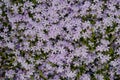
[0,0,120,80]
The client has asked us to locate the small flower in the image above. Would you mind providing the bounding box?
[7,42,15,49]
[98,53,110,63]
[101,39,110,46]
[95,74,104,80]
[80,74,90,80]
[74,46,88,58]
[96,45,109,52]
[5,70,15,78]
[57,66,64,73]
[66,71,76,78]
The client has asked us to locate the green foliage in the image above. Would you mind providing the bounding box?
[39,70,48,80]
[30,0,37,4]
[81,14,96,25]
[30,75,34,80]
[103,73,110,80]
[0,52,16,70]
[90,74,97,80]
[34,51,47,60]
[11,0,24,4]
[48,62,58,67]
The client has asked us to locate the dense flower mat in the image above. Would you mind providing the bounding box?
[0,0,120,80]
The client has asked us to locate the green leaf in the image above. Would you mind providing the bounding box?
[80,37,88,46]
[104,74,110,80]
[91,75,97,80]
[31,0,37,4]
[79,65,86,75]
[39,71,48,80]
[109,48,114,56]
[109,36,116,45]
[48,62,58,67]
[90,20,96,25]
[76,71,81,80]
[30,75,34,80]
[34,55,40,60]
[11,0,24,4]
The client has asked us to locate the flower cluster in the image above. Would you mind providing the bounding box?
[0,0,120,80]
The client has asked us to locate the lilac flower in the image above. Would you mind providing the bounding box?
[98,53,111,63]
[7,42,15,49]
[74,46,88,58]
[66,71,76,78]
[96,45,109,52]
[5,70,15,78]
[0,0,120,79]
[56,66,64,73]
[80,74,90,80]
[95,74,104,80]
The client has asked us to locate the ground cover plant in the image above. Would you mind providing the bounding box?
[0,0,120,80]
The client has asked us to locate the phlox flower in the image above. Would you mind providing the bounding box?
[80,74,90,80]
[66,71,76,78]
[7,42,15,49]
